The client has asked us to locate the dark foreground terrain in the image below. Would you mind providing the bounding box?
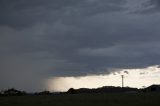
[0,93,160,106]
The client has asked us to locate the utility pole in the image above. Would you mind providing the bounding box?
[121,75,124,88]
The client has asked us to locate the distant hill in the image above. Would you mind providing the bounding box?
[1,84,160,96]
[1,88,26,96]
[142,85,160,92]
[67,85,160,94]
[67,86,138,94]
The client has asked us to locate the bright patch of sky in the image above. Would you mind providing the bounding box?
[47,65,160,92]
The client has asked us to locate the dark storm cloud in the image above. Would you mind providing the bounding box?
[135,0,160,13]
[1,0,160,91]
[0,0,125,28]
[148,0,160,10]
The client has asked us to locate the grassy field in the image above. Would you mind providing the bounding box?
[0,93,160,106]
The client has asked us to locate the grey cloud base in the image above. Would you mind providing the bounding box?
[0,0,160,91]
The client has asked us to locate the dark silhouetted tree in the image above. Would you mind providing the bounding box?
[67,88,76,94]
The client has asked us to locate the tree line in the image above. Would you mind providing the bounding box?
[0,84,160,96]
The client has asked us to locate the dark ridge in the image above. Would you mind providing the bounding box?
[0,84,160,96]
[34,91,52,95]
[141,85,160,92]
[0,88,26,96]
[67,86,138,94]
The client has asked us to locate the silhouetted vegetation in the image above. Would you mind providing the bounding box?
[67,86,138,94]
[0,85,160,106]
[141,85,160,92]
[34,91,52,95]
[67,88,76,94]
[0,84,160,96]
[1,88,26,96]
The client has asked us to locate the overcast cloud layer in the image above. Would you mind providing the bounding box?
[1,0,160,91]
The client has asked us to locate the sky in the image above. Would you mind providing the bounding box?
[47,65,160,91]
[0,0,160,92]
